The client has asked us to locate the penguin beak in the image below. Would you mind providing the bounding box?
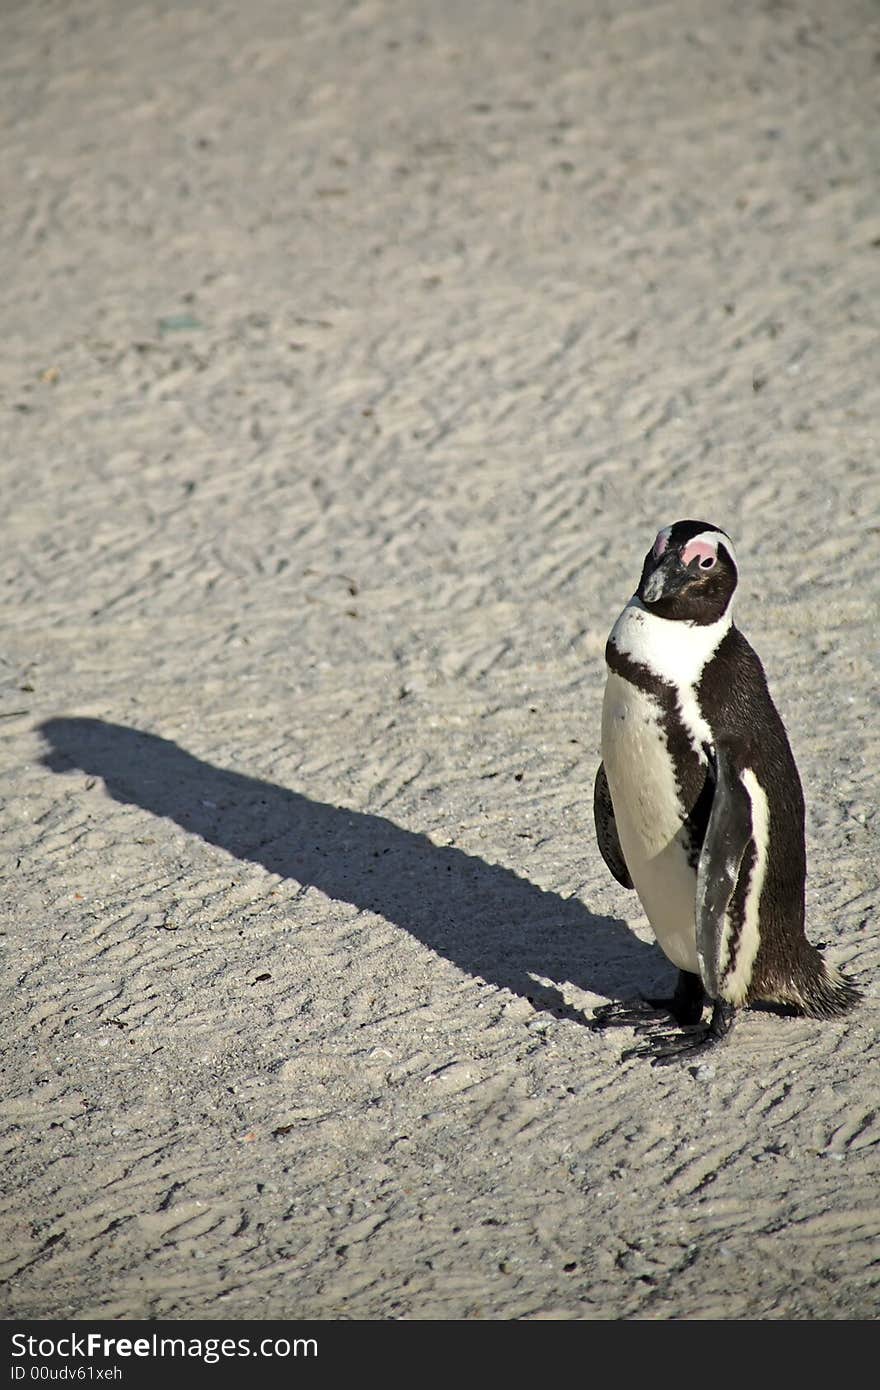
[641,553,688,604]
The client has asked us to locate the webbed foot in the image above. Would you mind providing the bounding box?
[591,969,705,1031]
[591,997,673,1030]
[621,1000,736,1067]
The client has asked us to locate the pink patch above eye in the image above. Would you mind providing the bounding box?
[652,528,671,558]
[681,538,717,568]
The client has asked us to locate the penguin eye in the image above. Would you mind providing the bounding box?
[681,537,720,570]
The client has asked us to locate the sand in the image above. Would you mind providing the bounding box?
[1,0,878,1321]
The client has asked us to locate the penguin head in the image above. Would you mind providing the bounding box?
[637,520,738,623]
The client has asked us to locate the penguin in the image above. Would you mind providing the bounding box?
[592,519,859,1062]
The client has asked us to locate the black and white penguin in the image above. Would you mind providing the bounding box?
[593,519,859,1062]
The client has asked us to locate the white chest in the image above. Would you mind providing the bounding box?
[601,671,704,974]
[601,674,685,852]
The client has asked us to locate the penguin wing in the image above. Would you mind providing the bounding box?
[593,763,633,889]
[695,740,754,997]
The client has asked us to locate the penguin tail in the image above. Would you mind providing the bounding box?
[754,945,861,1018]
[797,954,862,1019]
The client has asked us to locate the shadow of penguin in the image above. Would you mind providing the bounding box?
[39,717,659,1023]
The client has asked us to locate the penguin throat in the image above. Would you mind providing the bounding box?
[611,598,732,688]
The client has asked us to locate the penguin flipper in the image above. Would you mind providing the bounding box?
[695,740,753,998]
[593,763,633,889]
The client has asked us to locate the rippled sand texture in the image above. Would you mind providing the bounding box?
[1,0,878,1319]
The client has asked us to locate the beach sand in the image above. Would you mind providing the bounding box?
[1,0,878,1319]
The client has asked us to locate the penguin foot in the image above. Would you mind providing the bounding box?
[622,1024,723,1065]
[590,997,678,1031]
[591,970,705,1031]
[621,1000,736,1067]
